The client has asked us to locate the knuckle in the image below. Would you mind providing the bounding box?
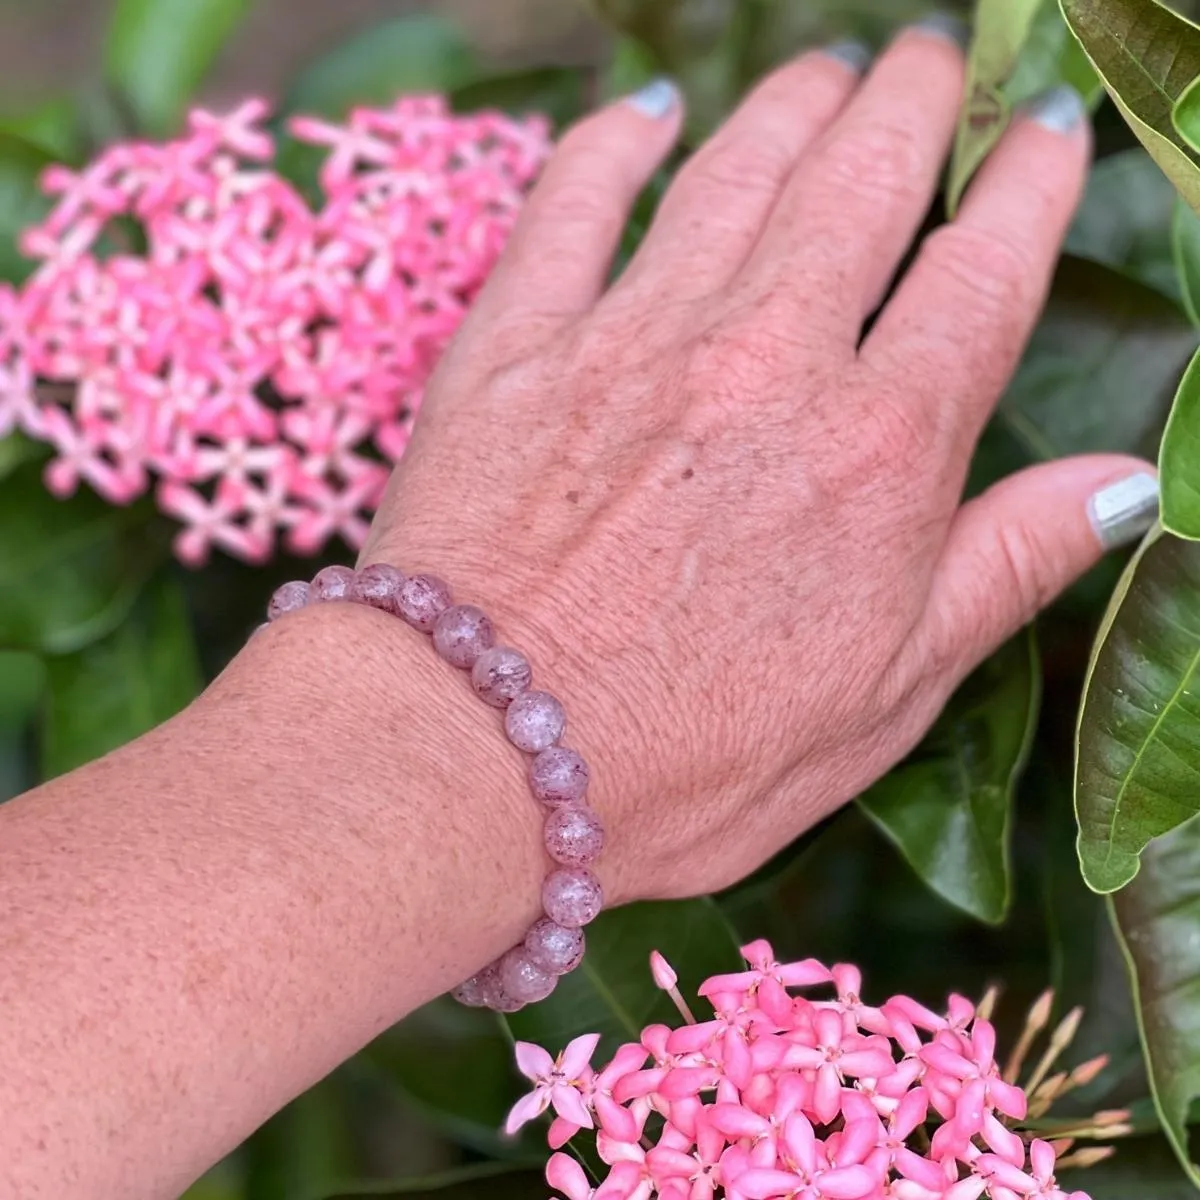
[919,223,1035,310]
[821,124,925,205]
[991,520,1056,627]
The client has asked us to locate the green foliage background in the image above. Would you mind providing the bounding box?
[10,0,1200,1195]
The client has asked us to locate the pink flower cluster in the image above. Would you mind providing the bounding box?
[0,97,550,564]
[507,942,1106,1200]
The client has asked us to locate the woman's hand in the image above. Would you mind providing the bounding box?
[362,22,1154,905]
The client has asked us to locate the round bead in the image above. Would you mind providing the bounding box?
[544,805,605,867]
[498,947,558,1004]
[311,565,356,601]
[433,604,496,669]
[397,573,453,632]
[268,580,310,620]
[480,964,524,1013]
[450,973,490,1007]
[542,867,603,929]
[471,646,533,707]
[351,563,405,611]
[529,747,589,806]
[506,690,566,753]
[525,917,585,975]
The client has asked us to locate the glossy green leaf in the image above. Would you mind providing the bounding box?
[42,573,202,777]
[362,997,540,1161]
[0,459,168,655]
[105,0,250,136]
[1161,346,1200,537]
[506,898,741,1056]
[451,68,585,129]
[948,0,1043,214]
[0,98,84,164]
[1076,529,1200,892]
[1111,816,1200,1185]
[859,632,1039,923]
[1004,0,1103,106]
[322,1164,542,1200]
[1059,1135,1198,1196]
[1060,0,1200,216]
[1175,195,1200,325]
[1176,71,1200,153]
[0,132,54,285]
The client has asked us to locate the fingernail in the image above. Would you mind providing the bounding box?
[1023,84,1087,133]
[823,39,872,74]
[626,78,680,120]
[1088,472,1159,550]
[911,12,970,50]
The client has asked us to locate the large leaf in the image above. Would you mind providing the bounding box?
[105,0,250,136]
[1004,0,1104,105]
[0,132,53,285]
[451,68,585,130]
[322,1165,542,1200]
[1059,1135,1198,1196]
[42,573,202,777]
[1175,196,1200,325]
[858,632,1039,923]
[506,898,741,1057]
[0,458,168,655]
[1161,346,1200,537]
[1060,0,1200,215]
[1076,529,1200,892]
[1111,816,1200,1186]
[948,0,1043,213]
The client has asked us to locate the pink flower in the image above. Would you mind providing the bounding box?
[506,1034,600,1136]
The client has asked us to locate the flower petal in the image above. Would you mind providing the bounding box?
[504,1087,550,1135]
[552,1082,595,1129]
[515,1041,556,1081]
[561,1032,603,1080]
[547,1152,592,1200]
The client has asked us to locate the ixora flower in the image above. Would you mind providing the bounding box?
[0,97,551,564]
[508,942,1130,1200]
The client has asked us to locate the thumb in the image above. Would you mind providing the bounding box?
[920,457,1159,674]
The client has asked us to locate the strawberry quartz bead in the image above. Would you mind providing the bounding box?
[525,917,585,975]
[498,946,557,1004]
[397,573,453,632]
[451,972,491,1008]
[267,580,310,620]
[433,604,495,669]
[311,564,356,601]
[544,805,605,867]
[506,690,566,753]
[351,563,405,611]
[530,747,589,805]
[471,646,533,707]
[543,867,603,928]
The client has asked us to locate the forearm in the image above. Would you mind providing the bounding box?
[0,602,545,1199]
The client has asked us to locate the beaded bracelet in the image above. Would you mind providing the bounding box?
[266,562,603,1013]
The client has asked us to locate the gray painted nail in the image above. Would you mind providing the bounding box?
[626,78,680,120]
[1088,472,1160,550]
[823,39,872,73]
[1023,84,1087,134]
[912,12,970,49]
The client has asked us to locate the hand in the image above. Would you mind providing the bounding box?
[361,25,1151,906]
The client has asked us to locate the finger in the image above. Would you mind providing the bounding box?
[861,86,1091,449]
[616,44,868,300]
[918,459,1158,676]
[741,18,967,332]
[472,81,684,329]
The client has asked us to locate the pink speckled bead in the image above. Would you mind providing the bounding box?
[506,690,566,753]
[480,967,524,1013]
[267,580,310,620]
[351,563,405,611]
[498,947,557,1004]
[450,972,490,1008]
[311,565,356,601]
[471,646,533,707]
[396,573,453,632]
[525,917,585,976]
[433,604,495,669]
[544,805,605,867]
[542,867,603,929]
[530,747,589,806]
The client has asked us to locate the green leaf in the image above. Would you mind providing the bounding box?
[998,256,1197,462]
[859,632,1039,923]
[0,97,84,164]
[1175,195,1200,325]
[42,573,202,777]
[1076,529,1200,892]
[1060,0,1200,215]
[105,0,250,136]
[506,898,741,1056]
[1059,1135,1198,1196]
[0,131,54,285]
[1111,818,1200,1186]
[322,1164,542,1200]
[1161,346,1200,537]
[0,458,168,655]
[0,651,45,728]
[1004,0,1104,105]
[451,68,585,129]
[362,997,540,1161]
[1176,71,1200,152]
[948,0,1043,214]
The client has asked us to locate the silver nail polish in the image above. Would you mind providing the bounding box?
[626,78,680,120]
[824,39,872,74]
[1088,473,1160,550]
[1023,84,1087,134]
[911,12,970,50]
